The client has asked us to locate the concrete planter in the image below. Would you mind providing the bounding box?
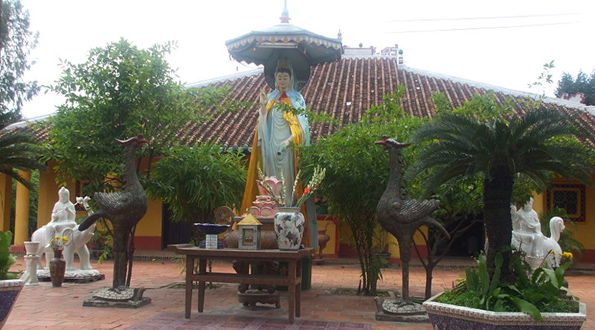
[423,292,586,330]
[0,280,24,329]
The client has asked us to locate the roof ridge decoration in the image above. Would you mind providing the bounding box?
[280,0,290,23]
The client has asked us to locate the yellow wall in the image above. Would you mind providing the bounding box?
[534,180,595,260]
[135,197,162,237]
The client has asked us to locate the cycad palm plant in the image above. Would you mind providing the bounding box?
[0,112,45,189]
[411,107,592,283]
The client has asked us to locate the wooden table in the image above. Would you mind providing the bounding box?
[171,246,314,324]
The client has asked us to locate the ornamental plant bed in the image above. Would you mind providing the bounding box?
[423,292,586,330]
[422,253,586,330]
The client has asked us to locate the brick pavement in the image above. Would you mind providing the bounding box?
[5,254,594,330]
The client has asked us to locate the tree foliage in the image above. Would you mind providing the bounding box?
[555,70,595,106]
[411,94,593,283]
[300,87,425,295]
[412,93,550,298]
[148,143,246,226]
[0,112,44,189]
[39,39,231,195]
[37,38,236,287]
[0,0,39,119]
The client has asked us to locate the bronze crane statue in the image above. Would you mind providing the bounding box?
[375,136,449,305]
[79,134,149,288]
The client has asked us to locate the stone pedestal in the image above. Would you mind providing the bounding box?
[23,255,40,286]
[21,241,40,286]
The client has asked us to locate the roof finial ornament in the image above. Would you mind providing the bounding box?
[280,0,291,23]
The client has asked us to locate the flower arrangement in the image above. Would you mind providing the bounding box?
[258,166,326,208]
[48,235,70,250]
[560,251,573,264]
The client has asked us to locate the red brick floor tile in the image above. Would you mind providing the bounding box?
[4,255,594,330]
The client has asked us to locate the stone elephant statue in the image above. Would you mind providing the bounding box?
[31,223,96,272]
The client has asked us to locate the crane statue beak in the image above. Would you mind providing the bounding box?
[375,135,389,149]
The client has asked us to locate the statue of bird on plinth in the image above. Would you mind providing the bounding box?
[79,135,149,290]
[375,136,449,305]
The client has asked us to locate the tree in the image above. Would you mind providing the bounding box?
[0,0,39,119]
[411,97,593,284]
[411,93,545,299]
[148,143,246,240]
[300,88,425,295]
[0,112,44,189]
[42,39,231,194]
[39,39,234,287]
[555,70,595,106]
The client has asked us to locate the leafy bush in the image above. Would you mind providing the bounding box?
[0,231,17,280]
[438,251,579,320]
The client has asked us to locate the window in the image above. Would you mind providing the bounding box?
[546,184,585,222]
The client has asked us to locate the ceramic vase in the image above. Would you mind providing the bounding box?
[273,207,305,250]
[316,227,331,260]
[49,249,66,287]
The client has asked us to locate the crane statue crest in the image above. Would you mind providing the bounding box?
[375,136,450,316]
[78,134,150,306]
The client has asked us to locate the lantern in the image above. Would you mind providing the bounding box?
[238,214,263,250]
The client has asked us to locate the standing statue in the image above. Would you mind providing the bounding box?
[241,59,314,245]
[78,135,150,306]
[375,137,449,310]
[242,58,309,207]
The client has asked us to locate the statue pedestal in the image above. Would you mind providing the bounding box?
[23,255,40,286]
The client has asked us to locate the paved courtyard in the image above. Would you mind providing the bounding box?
[5,252,595,329]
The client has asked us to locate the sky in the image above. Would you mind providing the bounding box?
[19,0,595,119]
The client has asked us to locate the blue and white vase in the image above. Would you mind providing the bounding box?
[274,207,305,250]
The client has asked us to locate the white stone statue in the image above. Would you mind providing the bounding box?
[31,189,100,278]
[542,216,565,268]
[511,198,565,270]
[45,187,77,245]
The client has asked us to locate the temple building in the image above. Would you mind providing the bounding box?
[5,48,595,262]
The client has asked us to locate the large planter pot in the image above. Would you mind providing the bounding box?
[423,292,586,330]
[0,279,24,329]
[273,207,305,251]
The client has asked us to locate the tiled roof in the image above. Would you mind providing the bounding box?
[15,56,595,149]
[183,55,595,148]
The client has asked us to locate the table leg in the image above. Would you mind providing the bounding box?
[185,256,193,318]
[287,260,297,324]
[198,258,207,313]
[296,258,302,317]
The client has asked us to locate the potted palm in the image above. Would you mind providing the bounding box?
[410,101,593,329]
[0,231,24,329]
